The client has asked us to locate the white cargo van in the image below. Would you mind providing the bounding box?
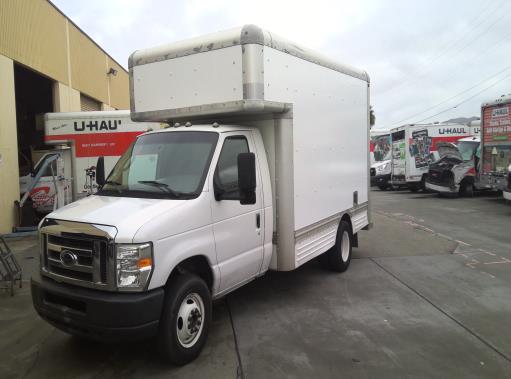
[19,111,159,214]
[31,25,371,364]
[390,123,477,191]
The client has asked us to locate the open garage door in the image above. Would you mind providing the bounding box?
[14,63,53,178]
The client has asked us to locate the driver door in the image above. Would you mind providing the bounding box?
[210,132,264,293]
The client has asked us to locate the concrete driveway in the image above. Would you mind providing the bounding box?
[1,189,511,378]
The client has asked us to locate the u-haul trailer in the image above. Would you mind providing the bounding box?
[31,25,371,365]
[390,122,478,191]
[479,95,511,196]
[19,110,160,214]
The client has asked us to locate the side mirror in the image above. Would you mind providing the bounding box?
[96,156,105,186]
[238,152,256,205]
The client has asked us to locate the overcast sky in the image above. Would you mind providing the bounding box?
[52,0,511,128]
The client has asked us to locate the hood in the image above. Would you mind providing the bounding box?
[45,194,209,243]
[371,160,390,170]
[436,142,462,160]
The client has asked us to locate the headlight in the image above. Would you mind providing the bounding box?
[116,243,153,291]
[383,162,390,172]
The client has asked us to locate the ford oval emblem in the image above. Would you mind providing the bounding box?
[60,250,78,267]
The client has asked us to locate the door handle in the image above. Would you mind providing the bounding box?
[256,213,261,229]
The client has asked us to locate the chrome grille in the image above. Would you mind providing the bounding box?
[40,219,117,291]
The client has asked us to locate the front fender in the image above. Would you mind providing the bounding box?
[148,225,219,293]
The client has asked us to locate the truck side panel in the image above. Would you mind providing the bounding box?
[132,46,244,113]
[263,47,369,231]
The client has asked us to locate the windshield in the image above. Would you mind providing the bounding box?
[457,141,479,161]
[97,131,218,199]
[373,134,391,162]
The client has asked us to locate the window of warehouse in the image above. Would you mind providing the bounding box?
[80,94,101,111]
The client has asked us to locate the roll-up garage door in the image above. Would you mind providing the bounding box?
[80,94,101,111]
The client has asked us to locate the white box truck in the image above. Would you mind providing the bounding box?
[479,95,511,196]
[19,111,159,215]
[31,25,371,364]
[390,122,477,191]
[370,129,392,190]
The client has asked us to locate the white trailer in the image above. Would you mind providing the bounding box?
[31,25,370,365]
[19,111,159,214]
[390,122,478,191]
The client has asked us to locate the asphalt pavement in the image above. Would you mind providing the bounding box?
[1,189,510,378]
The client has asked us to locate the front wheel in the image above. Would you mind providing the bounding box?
[460,182,474,197]
[320,220,352,272]
[158,273,211,365]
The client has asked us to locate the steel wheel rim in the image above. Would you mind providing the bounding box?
[341,231,350,262]
[176,293,205,348]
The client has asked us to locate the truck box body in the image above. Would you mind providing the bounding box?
[479,95,511,191]
[390,123,478,188]
[130,25,370,270]
[23,111,159,210]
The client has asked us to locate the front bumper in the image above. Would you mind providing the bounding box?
[31,272,164,341]
[371,173,391,187]
[425,181,458,194]
[504,190,511,201]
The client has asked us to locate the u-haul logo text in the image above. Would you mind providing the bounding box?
[491,107,509,118]
[438,127,466,135]
[74,119,121,131]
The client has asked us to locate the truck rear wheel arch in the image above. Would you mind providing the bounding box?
[167,256,214,292]
[340,213,357,247]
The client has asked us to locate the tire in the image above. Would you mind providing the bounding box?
[158,273,211,365]
[378,185,388,191]
[420,176,427,191]
[409,184,419,192]
[321,220,352,272]
[461,182,474,197]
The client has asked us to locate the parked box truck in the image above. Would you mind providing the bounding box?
[31,25,371,364]
[479,95,511,194]
[370,129,392,190]
[390,122,478,191]
[19,111,159,215]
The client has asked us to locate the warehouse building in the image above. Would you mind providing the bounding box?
[0,0,129,233]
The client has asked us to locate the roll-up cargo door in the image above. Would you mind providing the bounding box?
[80,94,101,111]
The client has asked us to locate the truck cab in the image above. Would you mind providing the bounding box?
[370,131,391,190]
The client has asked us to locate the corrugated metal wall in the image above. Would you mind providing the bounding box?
[0,0,129,110]
[0,0,68,84]
[69,23,109,104]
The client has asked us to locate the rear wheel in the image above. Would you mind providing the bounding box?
[158,273,211,365]
[320,220,352,272]
[461,182,474,197]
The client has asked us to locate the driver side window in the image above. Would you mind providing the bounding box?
[215,136,249,200]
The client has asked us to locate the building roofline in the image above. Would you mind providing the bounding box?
[47,0,128,73]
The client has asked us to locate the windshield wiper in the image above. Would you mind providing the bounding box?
[137,180,182,198]
[104,180,122,186]
[101,179,123,194]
